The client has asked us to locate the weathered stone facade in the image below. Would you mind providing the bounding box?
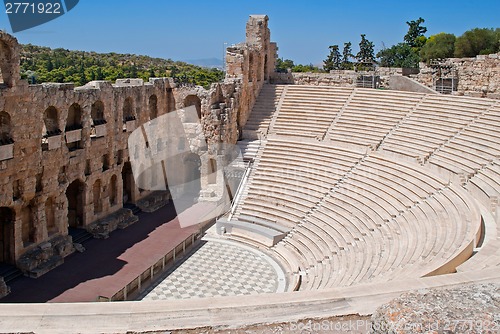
[271,54,500,100]
[226,15,276,133]
[270,68,403,87]
[411,54,500,99]
[0,15,275,278]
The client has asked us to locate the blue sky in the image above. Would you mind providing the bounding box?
[0,0,499,65]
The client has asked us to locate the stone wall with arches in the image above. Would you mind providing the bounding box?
[0,15,275,279]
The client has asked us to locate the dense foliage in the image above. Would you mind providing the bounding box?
[323,45,341,71]
[275,58,322,73]
[420,33,456,62]
[454,28,500,57]
[322,35,373,71]
[377,17,427,69]
[20,44,225,89]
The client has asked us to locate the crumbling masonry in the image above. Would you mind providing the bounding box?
[0,15,275,282]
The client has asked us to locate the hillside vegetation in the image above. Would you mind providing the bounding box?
[20,44,225,89]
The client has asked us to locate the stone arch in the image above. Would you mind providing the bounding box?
[93,179,102,214]
[91,101,106,138]
[184,153,201,197]
[45,198,57,236]
[149,94,158,120]
[0,111,13,144]
[66,103,83,151]
[66,179,85,228]
[184,95,201,122]
[123,97,135,121]
[66,103,82,130]
[91,100,105,122]
[42,106,60,135]
[21,204,35,247]
[207,158,217,184]
[109,174,118,206]
[0,207,15,264]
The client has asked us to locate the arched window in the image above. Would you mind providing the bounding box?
[93,180,102,214]
[42,106,60,136]
[91,100,105,122]
[42,106,61,151]
[66,180,85,228]
[66,103,82,130]
[66,103,83,151]
[123,97,136,132]
[123,97,135,121]
[184,95,202,122]
[91,101,106,138]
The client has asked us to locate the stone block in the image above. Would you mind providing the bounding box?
[0,143,14,161]
[47,134,62,150]
[94,124,107,138]
[136,191,171,212]
[125,120,136,132]
[65,129,82,143]
[17,235,74,277]
[87,208,139,239]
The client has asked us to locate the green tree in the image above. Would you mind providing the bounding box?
[420,33,456,62]
[404,17,427,48]
[275,58,295,72]
[377,43,420,68]
[96,67,104,80]
[324,45,341,71]
[292,63,321,73]
[341,42,354,70]
[454,28,499,57]
[149,68,156,78]
[46,58,54,72]
[356,35,375,67]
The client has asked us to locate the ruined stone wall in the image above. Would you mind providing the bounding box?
[411,53,500,99]
[226,15,276,134]
[270,68,401,87]
[0,15,273,273]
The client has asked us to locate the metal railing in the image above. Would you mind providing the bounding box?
[97,232,199,302]
[227,159,254,221]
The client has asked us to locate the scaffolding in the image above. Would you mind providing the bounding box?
[431,60,458,94]
[355,61,380,89]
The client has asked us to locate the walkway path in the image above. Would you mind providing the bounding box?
[1,203,198,303]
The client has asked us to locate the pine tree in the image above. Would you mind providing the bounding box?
[324,45,341,71]
[46,58,54,72]
[356,34,375,67]
[404,17,427,48]
[149,68,156,78]
[341,42,354,70]
[96,67,104,80]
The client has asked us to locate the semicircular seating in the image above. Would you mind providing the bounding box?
[227,84,500,292]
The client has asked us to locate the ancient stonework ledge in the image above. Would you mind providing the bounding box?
[370,283,500,334]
